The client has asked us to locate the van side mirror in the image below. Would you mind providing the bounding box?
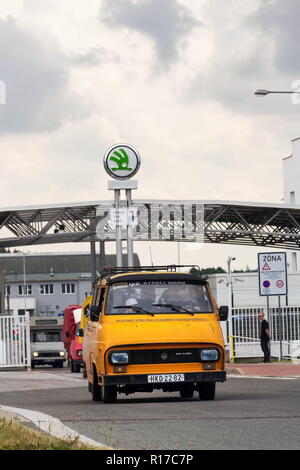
[219,306,228,321]
[90,306,101,322]
[79,328,84,337]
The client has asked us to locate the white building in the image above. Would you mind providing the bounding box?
[209,272,300,308]
[283,137,300,272]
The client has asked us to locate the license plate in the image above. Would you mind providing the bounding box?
[147,374,185,383]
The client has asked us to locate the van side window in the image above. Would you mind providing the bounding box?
[92,287,105,311]
[92,287,101,307]
[98,289,105,313]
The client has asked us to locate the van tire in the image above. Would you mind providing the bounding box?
[92,368,102,401]
[101,384,117,403]
[74,363,81,373]
[199,382,216,401]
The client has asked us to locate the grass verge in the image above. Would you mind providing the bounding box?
[0,417,101,450]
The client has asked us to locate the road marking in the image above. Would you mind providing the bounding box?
[227,374,299,380]
[0,404,111,449]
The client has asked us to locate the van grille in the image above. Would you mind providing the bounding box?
[129,348,200,364]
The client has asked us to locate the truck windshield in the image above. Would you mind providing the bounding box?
[105,280,213,315]
[31,330,61,342]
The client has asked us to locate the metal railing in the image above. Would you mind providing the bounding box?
[230,307,300,361]
[0,313,31,369]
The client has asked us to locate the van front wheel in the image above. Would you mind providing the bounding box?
[101,384,117,403]
[199,382,216,401]
[92,371,102,402]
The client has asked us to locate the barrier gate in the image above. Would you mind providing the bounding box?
[0,314,31,369]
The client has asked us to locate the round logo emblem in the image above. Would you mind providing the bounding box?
[103,144,141,180]
[161,353,168,361]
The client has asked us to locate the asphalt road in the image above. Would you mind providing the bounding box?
[0,368,300,450]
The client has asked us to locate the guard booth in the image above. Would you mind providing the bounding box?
[0,313,31,369]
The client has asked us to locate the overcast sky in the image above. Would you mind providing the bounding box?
[0,0,299,270]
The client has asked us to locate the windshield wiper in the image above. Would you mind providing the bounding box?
[113,305,155,316]
[152,303,194,315]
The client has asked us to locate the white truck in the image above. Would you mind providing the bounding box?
[30,317,66,368]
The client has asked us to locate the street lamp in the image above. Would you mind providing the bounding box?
[254,89,300,97]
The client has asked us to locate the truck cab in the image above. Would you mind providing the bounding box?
[30,317,66,369]
[82,265,228,403]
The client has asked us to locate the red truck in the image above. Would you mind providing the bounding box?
[62,304,83,373]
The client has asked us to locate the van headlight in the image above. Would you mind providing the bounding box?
[77,350,82,357]
[110,352,129,365]
[200,349,219,361]
[59,351,65,357]
[32,352,39,358]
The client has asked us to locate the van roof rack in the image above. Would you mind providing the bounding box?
[94,265,202,284]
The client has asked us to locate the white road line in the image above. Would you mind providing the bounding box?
[227,374,299,380]
[0,404,112,450]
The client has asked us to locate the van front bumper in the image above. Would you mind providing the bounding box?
[103,371,226,386]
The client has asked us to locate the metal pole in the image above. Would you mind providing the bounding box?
[267,295,271,359]
[23,252,26,317]
[99,241,105,273]
[114,189,123,267]
[227,259,233,362]
[25,311,31,371]
[278,296,282,361]
[126,188,133,267]
[90,239,97,285]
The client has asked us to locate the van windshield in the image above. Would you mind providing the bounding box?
[105,280,213,315]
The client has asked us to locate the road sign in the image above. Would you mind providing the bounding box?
[109,208,138,228]
[258,252,288,296]
[103,144,141,180]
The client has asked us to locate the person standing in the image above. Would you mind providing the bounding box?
[258,312,271,363]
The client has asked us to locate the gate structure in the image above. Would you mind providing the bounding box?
[231,307,300,360]
[0,314,31,369]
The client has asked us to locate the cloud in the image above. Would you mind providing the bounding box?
[186,0,300,116]
[0,16,89,133]
[100,0,201,65]
[247,0,300,74]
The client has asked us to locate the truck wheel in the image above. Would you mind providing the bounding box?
[199,382,216,401]
[74,363,81,373]
[58,361,64,368]
[180,384,194,399]
[70,360,75,373]
[92,368,102,402]
[101,384,117,403]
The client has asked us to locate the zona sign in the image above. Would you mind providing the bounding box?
[103,144,141,180]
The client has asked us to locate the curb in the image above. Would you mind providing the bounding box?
[0,405,112,450]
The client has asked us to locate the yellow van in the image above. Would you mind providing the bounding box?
[82,266,228,403]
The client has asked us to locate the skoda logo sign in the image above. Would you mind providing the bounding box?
[161,353,168,361]
[103,144,141,180]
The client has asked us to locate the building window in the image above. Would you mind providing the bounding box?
[18,285,32,295]
[40,284,54,295]
[5,285,11,296]
[61,283,76,294]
